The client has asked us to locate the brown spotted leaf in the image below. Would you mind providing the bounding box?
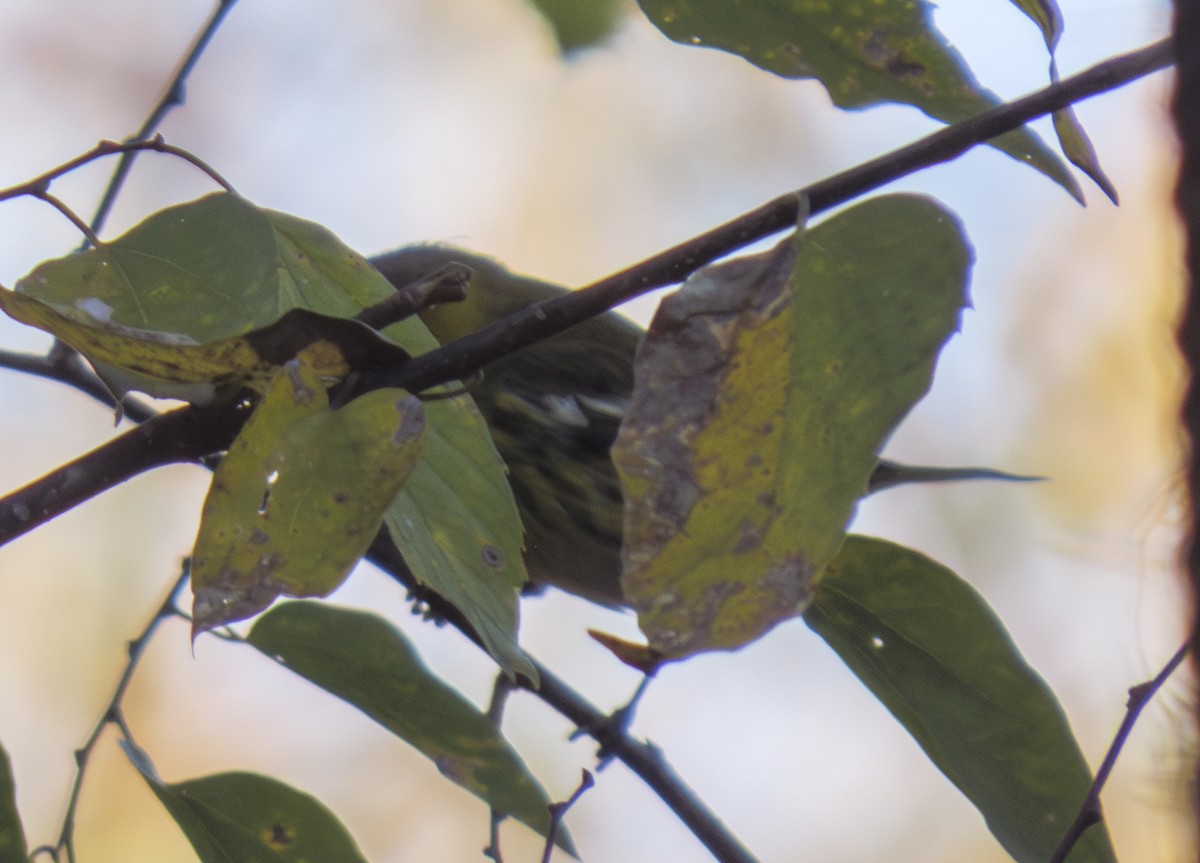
[191,358,425,635]
[613,194,970,659]
[636,0,1083,201]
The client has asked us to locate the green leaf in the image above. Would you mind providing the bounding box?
[613,194,970,659]
[123,742,367,863]
[1048,58,1118,205]
[6,192,421,401]
[0,742,27,863]
[636,0,1083,201]
[191,358,425,634]
[803,535,1116,863]
[16,192,393,342]
[998,0,1116,203]
[523,0,625,53]
[248,602,570,854]
[8,193,532,669]
[384,396,534,682]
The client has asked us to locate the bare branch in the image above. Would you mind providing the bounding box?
[0,137,235,214]
[86,0,241,240]
[1047,643,1188,863]
[39,567,190,862]
[1171,0,1200,836]
[390,38,1172,395]
[0,403,244,547]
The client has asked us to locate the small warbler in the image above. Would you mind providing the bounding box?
[372,245,637,607]
[371,245,1029,608]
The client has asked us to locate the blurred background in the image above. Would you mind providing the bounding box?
[0,0,1188,861]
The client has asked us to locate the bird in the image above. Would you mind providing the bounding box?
[370,244,1036,607]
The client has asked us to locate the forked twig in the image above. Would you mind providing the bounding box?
[26,568,190,863]
[86,0,240,240]
[1047,643,1189,863]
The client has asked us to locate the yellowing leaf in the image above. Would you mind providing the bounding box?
[191,359,425,634]
[0,286,409,403]
[0,285,266,402]
[614,194,970,659]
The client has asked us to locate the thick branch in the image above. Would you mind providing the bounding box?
[0,404,243,545]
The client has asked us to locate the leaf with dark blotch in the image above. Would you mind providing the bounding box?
[248,602,571,854]
[190,358,425,635]
[0,742,26,863]
[383,395,534,682]
[636,0,1083,201]
[123,741,367,863]
[613,194,971,659]
[804,536,1116,863]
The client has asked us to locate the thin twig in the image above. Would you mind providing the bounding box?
[541,770,594,863]
[362,536,762,863]
[38,567,190,863]
[483,673,516,863]
[1047,643,1189,863]
[0,138,233,210]
[86,0,240,240]
[530,661,758,863]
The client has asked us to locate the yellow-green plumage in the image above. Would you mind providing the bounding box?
[371,245,638,607]
[370,246,1036,608]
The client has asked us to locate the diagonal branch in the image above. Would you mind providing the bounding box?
[86,0,240,240]
[1047,643,1188,863]
[390,38,1172,395]
[0,39,1176,548]
[0,404,243,546]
